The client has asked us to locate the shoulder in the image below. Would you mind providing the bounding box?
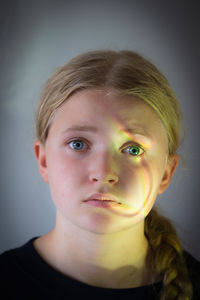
[0,237,39,279]
[0,248,18,272]
[0,237,44,297]
[183,250,200,298]
[0,246,23,292]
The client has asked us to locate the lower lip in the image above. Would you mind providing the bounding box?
[84,200,121,208]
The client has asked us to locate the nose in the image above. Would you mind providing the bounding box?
[89,151,119,184]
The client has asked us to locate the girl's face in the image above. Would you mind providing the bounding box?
[35,89,178,234]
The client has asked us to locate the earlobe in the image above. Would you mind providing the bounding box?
[34,141,49,183]
[158,154,179,195]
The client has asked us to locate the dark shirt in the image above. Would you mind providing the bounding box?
[0,237,199,299]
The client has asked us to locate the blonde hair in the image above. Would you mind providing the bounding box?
[35,49,193,299]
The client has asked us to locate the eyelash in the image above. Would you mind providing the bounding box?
[66,138,145,157]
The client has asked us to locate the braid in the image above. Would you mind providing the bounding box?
[145,208,193,300]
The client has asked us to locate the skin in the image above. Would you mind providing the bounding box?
[34,89,179,288]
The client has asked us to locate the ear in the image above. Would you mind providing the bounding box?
[34,140,49,183]
[158,154,179,195]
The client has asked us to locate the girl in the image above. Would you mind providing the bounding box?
[0,50,199,299]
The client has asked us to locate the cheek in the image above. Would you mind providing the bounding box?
[123,159,164,217]
[48,152,85,181]
[47,156,85,207]
[140,159,166,214]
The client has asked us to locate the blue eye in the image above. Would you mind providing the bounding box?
[123,145,144,156]
[69,140,86,151]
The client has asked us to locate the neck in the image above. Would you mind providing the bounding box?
[34,211,154,288]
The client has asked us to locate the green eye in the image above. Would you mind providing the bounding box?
[124,145,144,156]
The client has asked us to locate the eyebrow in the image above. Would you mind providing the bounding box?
[62,125,152,145]
[63,125,98,133]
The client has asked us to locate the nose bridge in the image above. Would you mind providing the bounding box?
[99,146,116,171]
[90,145,119,183]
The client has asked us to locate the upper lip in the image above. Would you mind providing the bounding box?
[85,193,121,203]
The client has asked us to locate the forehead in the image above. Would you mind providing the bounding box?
[53,89,164,131]
[69,89,146,116]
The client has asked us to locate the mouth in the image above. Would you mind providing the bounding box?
[83,199,122,208]
[83,193,141,217]
[86,193,121,202]
[83,193,122,208]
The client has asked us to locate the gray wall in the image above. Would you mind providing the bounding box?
[0,0,199,260]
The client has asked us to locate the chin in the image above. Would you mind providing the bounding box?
[74,214,144,235]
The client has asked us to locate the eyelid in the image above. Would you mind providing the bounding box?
[121,140,144,149]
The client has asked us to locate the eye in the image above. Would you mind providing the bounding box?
[67,139,144,156]
[67,139,88,152]
[122,144,144,156]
